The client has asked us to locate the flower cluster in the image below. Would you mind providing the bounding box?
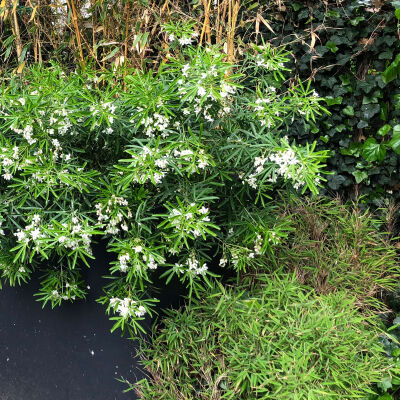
[174,146,213,174]
[89,101,117,126]
[252,89,281,129]
[14,214,44,246]
[109,297,146,318]
[0,143,19,181]
[95,195,132,235]
[240,139,309,191]
[35,268,87,307]
[116,246,162,274]
[137,110,171,138]
[176,52,237,122]
[55,216,92,254]
[11,124,36,145]
[167,203,211,239]
[269,147,304,190]
[174,253,208,276]
[125,145,170,185]
[51,281,80,301]
[169,30,199,46]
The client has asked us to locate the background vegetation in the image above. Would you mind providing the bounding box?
[3,0,400,399]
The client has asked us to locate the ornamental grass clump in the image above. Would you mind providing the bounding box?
[133,274,391,399]
[263,195,400,309]
[0,34,329,336]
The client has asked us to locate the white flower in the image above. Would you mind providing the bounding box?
[30,228,41,240]
[134,245,142,253]
[2,172,12,180]
[146,255,158,270]
[219,258,227,267]
[182,64,190,77]
[14,230,26,241]
[198,206,208,215]
[109,297,119,308]
[197,86,206,97]
[135,305,146,317]
[58,236,67,244]
[178,36,193,46]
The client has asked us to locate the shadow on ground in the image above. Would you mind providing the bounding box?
[0,243,149,400]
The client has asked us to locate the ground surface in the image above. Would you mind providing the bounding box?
[0,244,146,400]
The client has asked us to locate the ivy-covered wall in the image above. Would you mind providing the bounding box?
[254,0,400,204]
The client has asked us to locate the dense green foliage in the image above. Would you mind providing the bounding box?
[255,0,400,203]
[2,1,400,397]
[3,0,400,204]
[262,195,400,309]
[0,43,328,336]
[133,275,392,399]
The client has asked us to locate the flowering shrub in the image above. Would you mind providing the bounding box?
[0,40,328,336]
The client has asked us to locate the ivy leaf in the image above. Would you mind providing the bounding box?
[361,103,380,120]
[378,124,391,137]
[352,170,368,184]
[396,8,400,20]
[377,394,393,400]
[325,96,342,106]
[350,16,365,26]
[389,125,400,153]
[382,53,400,84]
[357,120,369,129]
[342,105,354,117]
[327,174,346,190]
[325,41,338,53]
[362,138,386,162]
[378,376,393,392]
[292,2,302,11]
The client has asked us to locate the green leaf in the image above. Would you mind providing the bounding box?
[362,138,386,162]
[378,376,393,392]
[352,170,368,184]
[325,96,343,106]
[335,124,346,133]
[361,103,380,120]
[101,46,120,62]
[378,124,391,137]
[328,174,346,191]
[342,106,354,117]
[350,16,365,26]
[292,2,302,11]
[392,348,400,357]
[395,8,400,20]
[382,54,400,84]
[389,125,400,153]
[377,394,393,400]
[325,41,338,53]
